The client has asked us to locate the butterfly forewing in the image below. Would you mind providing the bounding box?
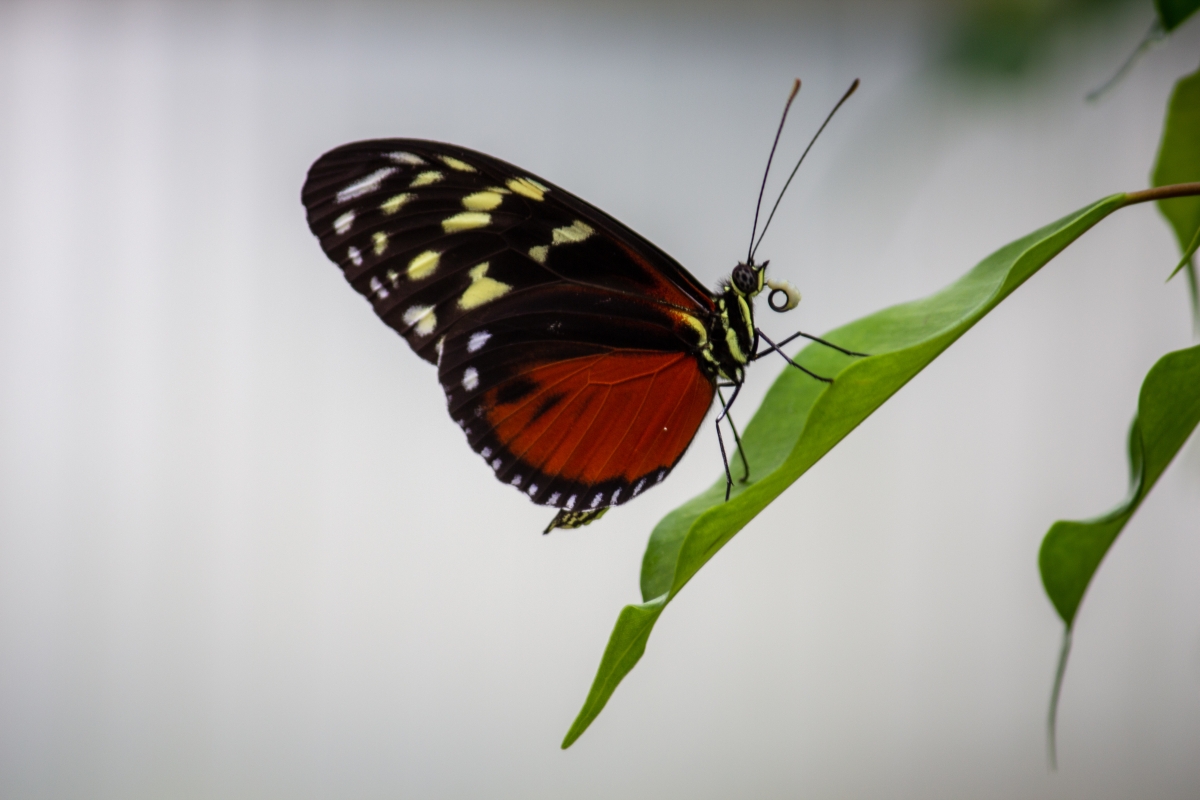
[302,139,721,516]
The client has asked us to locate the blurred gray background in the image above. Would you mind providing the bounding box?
[1,1,1199,797]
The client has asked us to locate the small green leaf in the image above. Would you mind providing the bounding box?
[1152,65,1200,250]
[1154,0,1200,31]
[1039,344,1200,765]
[1168,221,1200,280]
[1039,344,1200,629]
[564,193,1132,747]
[1152,65,1200,298]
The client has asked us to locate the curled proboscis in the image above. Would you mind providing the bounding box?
[765,278,801,312]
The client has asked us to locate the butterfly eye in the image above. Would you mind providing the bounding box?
[731,264,757,294]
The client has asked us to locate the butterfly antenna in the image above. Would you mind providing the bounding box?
[747,78,801,264]
[750,78,859,261]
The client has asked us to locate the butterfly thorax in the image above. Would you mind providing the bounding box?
[700,262,766,383]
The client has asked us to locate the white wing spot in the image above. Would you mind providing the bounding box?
[346,246,362,267]
[442,212,490,233]
[657,470,667,483]
[440,155,476,172]
[512,475,523,487]
[372,231,388,256]
[407,250,440,280]
[633,478,646,497]
[467,330,491,353]
[381,193,415,215]
[336,167,396,204]
[369,276,389,300]
[435,336,446,364]
[528,483,539,496]
[565,494,577,510]
[387,151,425,165]
[481,446,492,458]
[410,170,443,188]
[402,305,437,337]
[462,367,480,391]
[548,492,561,505]
[492,458,503,471]
[590,493,604,509]
[611,488,621,504]
[333,210,355,234]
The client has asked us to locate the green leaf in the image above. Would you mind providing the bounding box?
[1154,0,1200,31]
[1039,344,1200,629]
[1152,65,1200,297]
[563,193,1131,748]
[1168,221,1200,280]
[1152,65,1200,250]
[1038,344,1200,766]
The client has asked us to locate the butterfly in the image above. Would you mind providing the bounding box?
[301,80,863,533]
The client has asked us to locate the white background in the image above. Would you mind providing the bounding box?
[1,1,1198,797]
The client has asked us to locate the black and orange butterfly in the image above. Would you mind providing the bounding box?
[301,80,863,532]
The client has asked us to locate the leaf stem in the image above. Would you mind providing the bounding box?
[1047,627,1073,771]
[1122,182,1200,205]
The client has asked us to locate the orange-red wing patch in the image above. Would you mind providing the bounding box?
[478,351,714,508]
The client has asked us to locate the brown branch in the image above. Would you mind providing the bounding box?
[1123,182,1200,205]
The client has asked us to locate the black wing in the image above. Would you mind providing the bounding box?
[301,139,716,364]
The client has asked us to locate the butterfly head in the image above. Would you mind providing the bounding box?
[728,260,802,314]
[730,262,765,296]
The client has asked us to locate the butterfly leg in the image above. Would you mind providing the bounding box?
[717,386,751,484]
[753,330,834,383]
[766,329,869,358]
[715,381,746,501]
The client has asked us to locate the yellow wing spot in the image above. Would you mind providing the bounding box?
[551,219,594,245]
[407,250,440,280]
[380,193,415,215]
[410,171,443,188]
[672,312,708,346]
[385,269,400,286]
[507,177,546,201]
[440,155,476,172]
[461,191,503,212]
[528,245,549,264]
[372,231,389,256]
[459,262,512,310]
[485,186,512,194]
[442,212,491,233]
[402,304,437,337]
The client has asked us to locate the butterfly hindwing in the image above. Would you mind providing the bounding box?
[437,284,715,511]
